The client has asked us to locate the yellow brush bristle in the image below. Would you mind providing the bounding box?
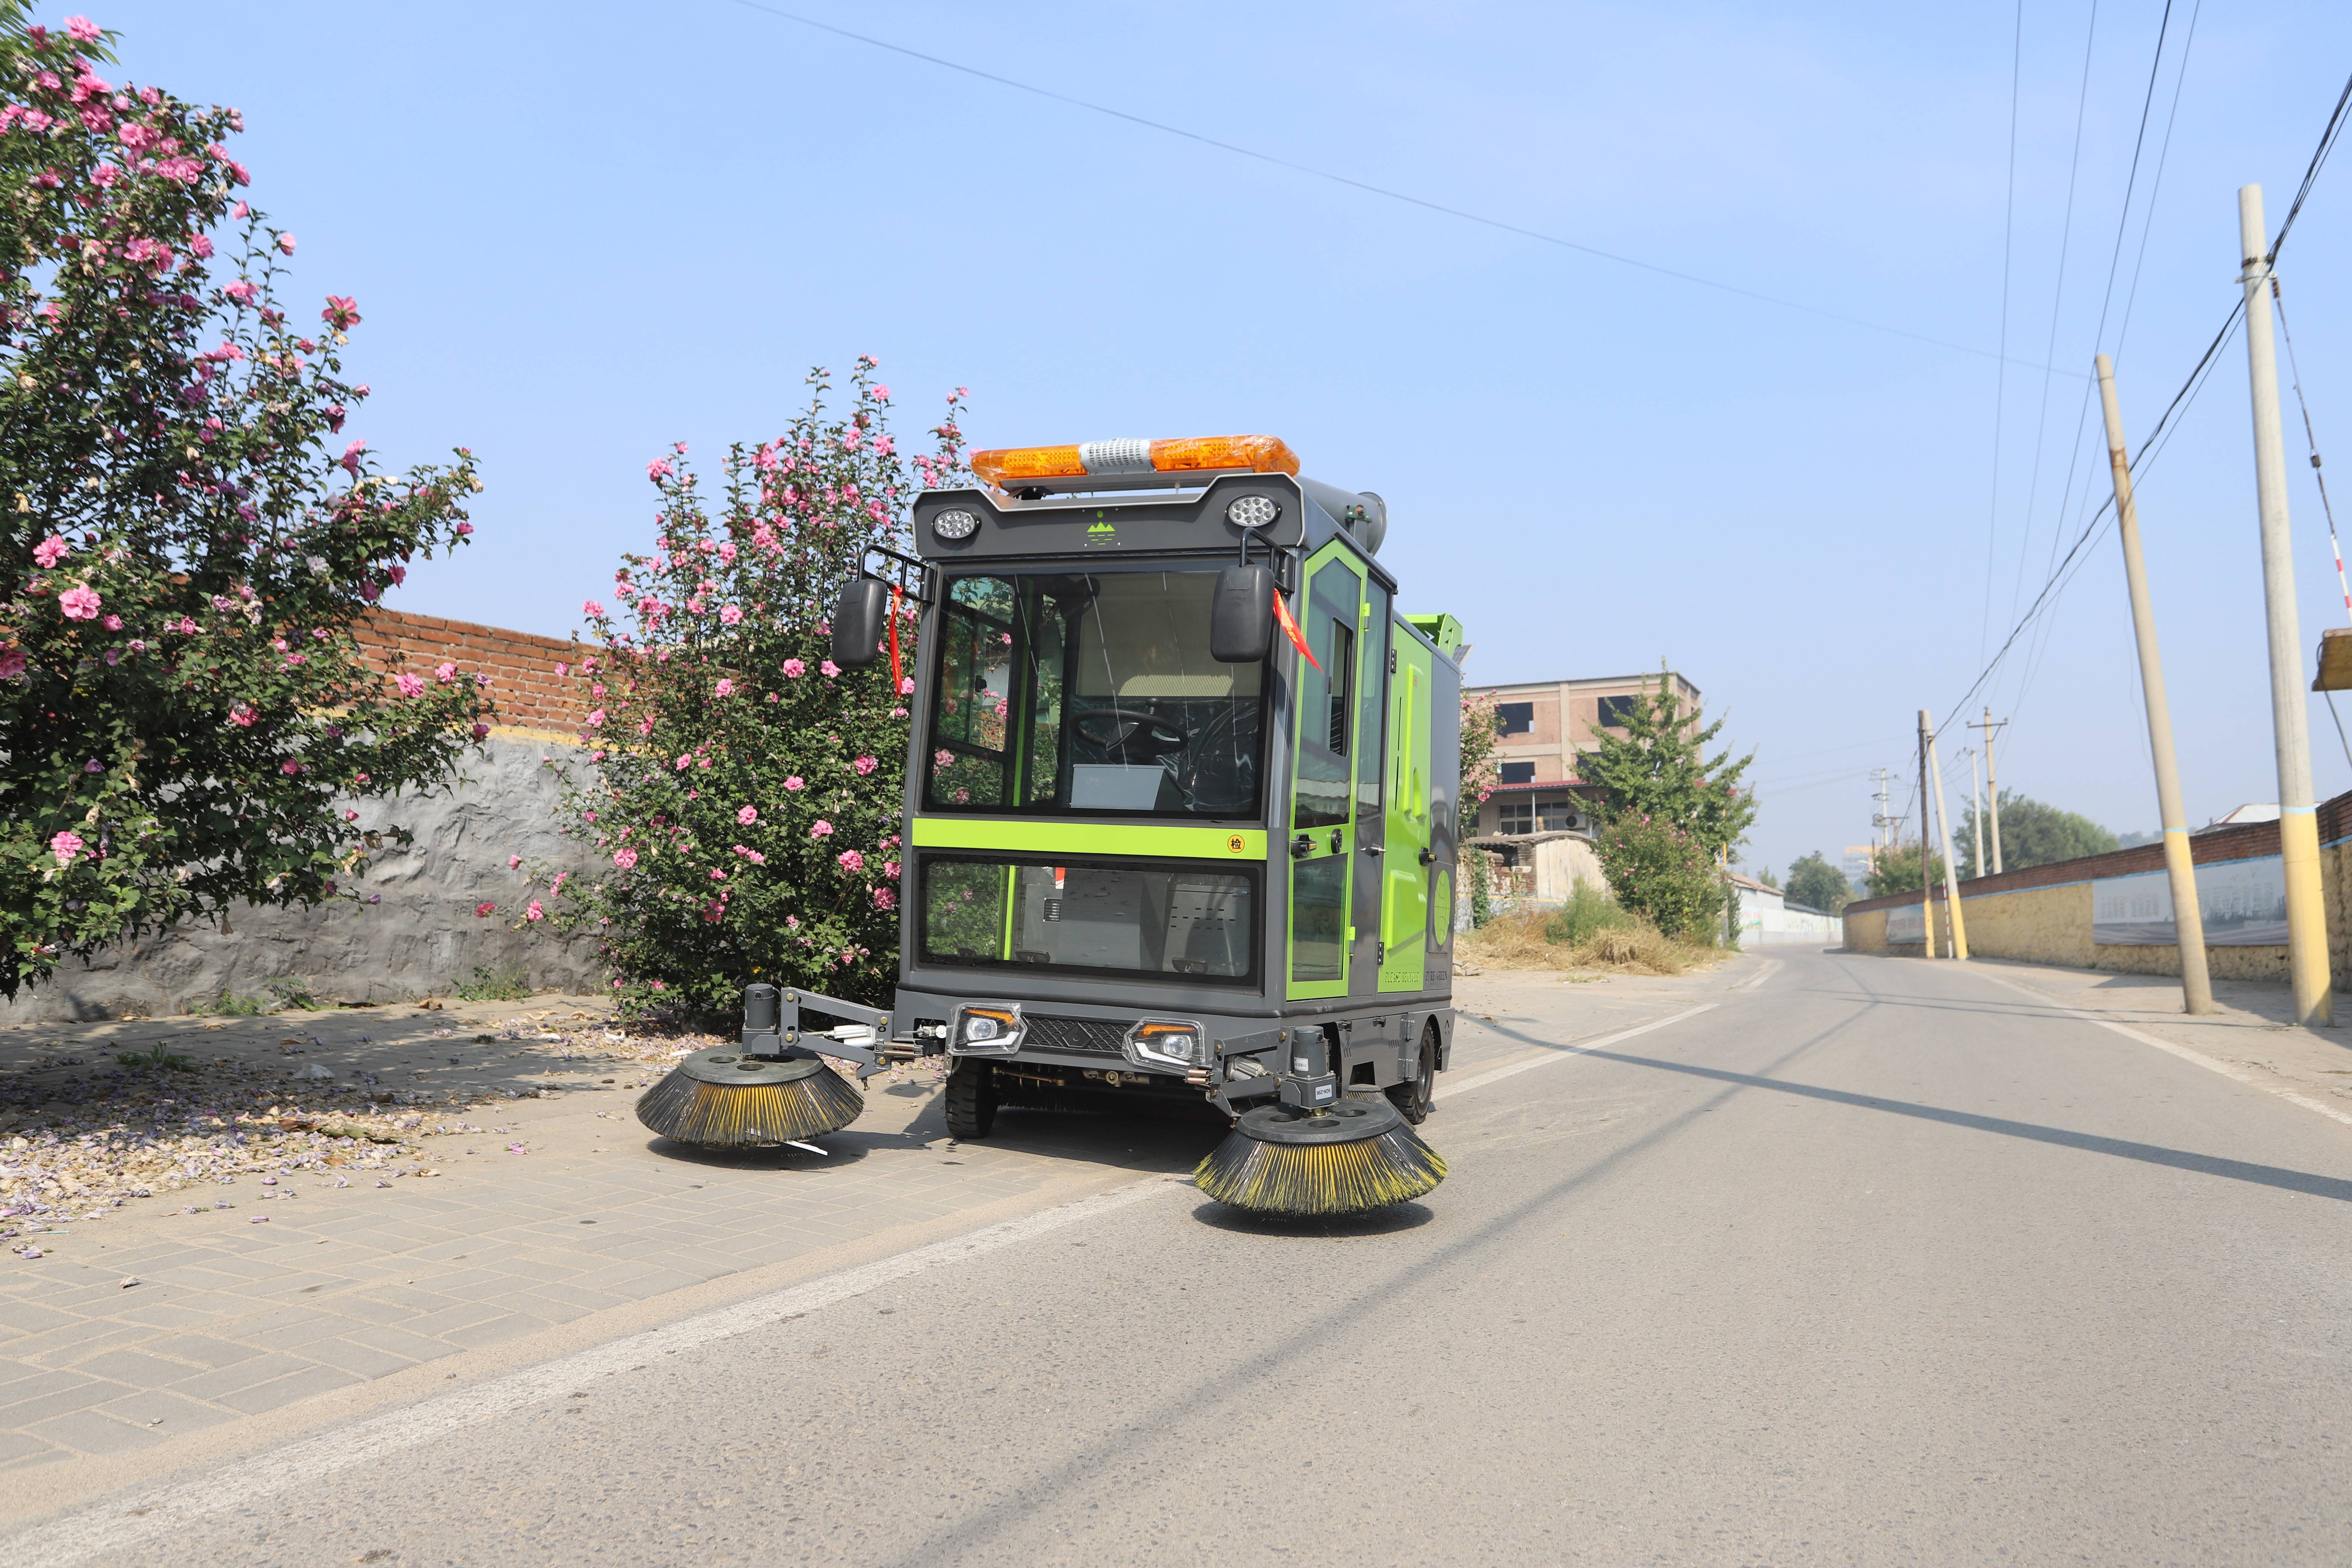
[1193,1124,1446,1214]
[634,1065,864,1146]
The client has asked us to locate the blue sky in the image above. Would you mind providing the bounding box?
[85,0,2352,879]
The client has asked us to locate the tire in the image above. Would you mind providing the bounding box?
[945,1057,997,1139]
[1387,1024,1437,1125]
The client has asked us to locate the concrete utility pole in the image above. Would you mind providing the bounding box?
[1916,722,1937,959]
[1971,709,2008,873]
[1925,709,1969,960]
[1870,767,1897,858]
[2096,352,2215,1016]
[2238,184,2334,1026]
[1965,746,1983,880]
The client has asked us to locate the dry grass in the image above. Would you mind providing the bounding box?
[1460,909,1723,977]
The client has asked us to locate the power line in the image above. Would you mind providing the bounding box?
[1949,300,2247,739]
[2009,0,2106,631]
[1979,0,2027,666]
[725,0,2092,379]
[2004,0,2182,716]
[2113,0,2203,361]
[2268,68,2352,263]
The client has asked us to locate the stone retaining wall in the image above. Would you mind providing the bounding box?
[4,612,605,1022]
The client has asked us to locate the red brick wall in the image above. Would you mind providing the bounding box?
[353,609,593,735]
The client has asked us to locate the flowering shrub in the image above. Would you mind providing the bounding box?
[530,360,967,1019]
[1593,813,1720,940]
[0,11,487,998]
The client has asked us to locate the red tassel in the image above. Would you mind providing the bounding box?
[1273,590,1321,672]
[889,583,904,696]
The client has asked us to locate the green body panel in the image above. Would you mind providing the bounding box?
[1284,542,1370,1002]
[910,817,1268,861]
[1379,629,1434,992]
[1403,612,1465,660]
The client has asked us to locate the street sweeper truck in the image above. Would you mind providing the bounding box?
[635,433,1465,1214]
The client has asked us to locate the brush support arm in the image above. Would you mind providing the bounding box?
[740,984,892,1081]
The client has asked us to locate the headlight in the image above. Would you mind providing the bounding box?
[951,1004,1022,1055]
[933,508,980,541]
[1124,1018,1207,1070]
[1225,495,1279,530]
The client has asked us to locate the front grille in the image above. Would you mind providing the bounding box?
[1022,1015,1130,1057]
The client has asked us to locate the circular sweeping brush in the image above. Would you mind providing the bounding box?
[635,1046,864,1148]
[1194,1097,1445,1215]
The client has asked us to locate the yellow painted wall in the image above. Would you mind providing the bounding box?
[1841,843,2352,988]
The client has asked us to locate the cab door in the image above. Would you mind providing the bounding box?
[1378,631,1433,992]
[1285,546,1369,1001]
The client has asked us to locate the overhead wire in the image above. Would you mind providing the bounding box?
[2113,0,2203,360]
[1979,0,2027,666]
[2001,0,2187,726]
[2273,278,2352,775]
[2007,0,2105,631]
[724,0,2090,378]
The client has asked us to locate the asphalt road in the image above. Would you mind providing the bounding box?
[15,948,2352,1565]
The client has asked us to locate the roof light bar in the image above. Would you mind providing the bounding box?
[970,434,1299,493]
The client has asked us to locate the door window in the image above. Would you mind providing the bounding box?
[1288,555,1366,992]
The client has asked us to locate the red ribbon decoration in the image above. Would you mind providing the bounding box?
[1272,590,1321,672]
[888,583,904,696]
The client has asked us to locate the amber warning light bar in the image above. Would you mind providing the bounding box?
[969,434,1298,495]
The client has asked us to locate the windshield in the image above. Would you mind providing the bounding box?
[925,570,1266,818]
[921,857,1256,982]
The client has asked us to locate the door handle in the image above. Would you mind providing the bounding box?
[1418,847,1436,866]
[1328,830,1343,854]
[1291,834,1314,859]
[1362,844,1384,857]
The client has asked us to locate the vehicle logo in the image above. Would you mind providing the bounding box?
[1228,835,1246,854]
[1087,521,1115,536]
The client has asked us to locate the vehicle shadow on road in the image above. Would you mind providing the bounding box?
[1585,1046,2352,1204]
[636,1134,880,1170]
[953,1100,1230,1178]
[1188,1199,1436,1237]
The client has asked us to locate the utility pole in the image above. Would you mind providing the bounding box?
[2096,352,2215,1015]
[2239,184,2334,1026]
[1970,709,2008,873]
[1965,746,1983,880]
[1925,709,1969,960]
[1916,723,1937,959]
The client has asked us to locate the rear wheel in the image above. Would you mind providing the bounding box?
[945,1057,997,1139]
[1387,1023,1437,1125]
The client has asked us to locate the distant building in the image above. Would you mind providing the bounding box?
[1842,844,1879,893]
[1730,871,1842,946]
[1464,670,1703,838]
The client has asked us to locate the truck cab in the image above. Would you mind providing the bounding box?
[863,436,1463,1136]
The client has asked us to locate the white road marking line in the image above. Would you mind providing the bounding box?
[1436,1004,1720,1102]
[1735,959,1781,990]
[1969,970,2352,1130]
[3,1177,1182,1567]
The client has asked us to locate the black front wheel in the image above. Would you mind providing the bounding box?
[1387,1025,1437,1125]
[945,1057,997,1139]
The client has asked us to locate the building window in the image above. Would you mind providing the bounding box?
[1498,801,1534,835]
[1499,761,1535,785]
[1496,701,1534,736]
[1597,695,1637,728]
[1536,796,1578,832]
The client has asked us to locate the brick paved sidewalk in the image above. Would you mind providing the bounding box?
[0,960,1740,1482]
[0,989,1159,1476]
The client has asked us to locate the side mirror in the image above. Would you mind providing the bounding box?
[1210,563,1275,663]
[830,577,889,669]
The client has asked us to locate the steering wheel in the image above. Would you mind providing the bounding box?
[1075,708,1191,763]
